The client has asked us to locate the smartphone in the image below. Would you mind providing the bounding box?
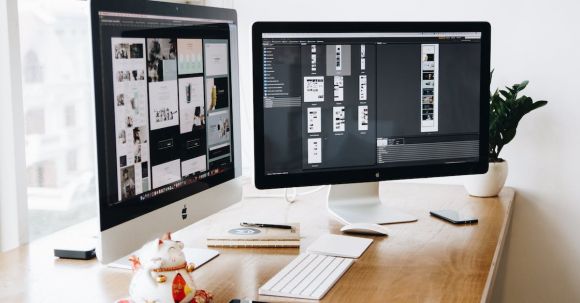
[430,209,478,224]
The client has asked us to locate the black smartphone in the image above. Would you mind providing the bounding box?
[430,209,478,224]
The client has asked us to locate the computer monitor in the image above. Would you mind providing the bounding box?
[252,22,490,224]
[90,0,242,264]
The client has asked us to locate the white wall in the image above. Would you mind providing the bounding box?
[232,0,580,301]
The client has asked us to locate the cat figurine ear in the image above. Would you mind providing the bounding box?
[128,255,141,271]
[157,232,172,248]
[161,232,172,241]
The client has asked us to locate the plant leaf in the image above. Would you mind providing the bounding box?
[499,90,511,99]
[489,78,547,160]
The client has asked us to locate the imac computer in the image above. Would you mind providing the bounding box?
[90,1,242,264]
[252,22,490,224]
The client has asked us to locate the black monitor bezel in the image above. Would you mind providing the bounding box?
[90,0,238,231]
[252,22,490,189]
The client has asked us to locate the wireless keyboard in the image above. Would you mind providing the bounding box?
[258,253,354,300]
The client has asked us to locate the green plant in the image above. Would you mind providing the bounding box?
[489,71,548,162]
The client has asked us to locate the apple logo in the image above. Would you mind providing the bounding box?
[181,205,187,220]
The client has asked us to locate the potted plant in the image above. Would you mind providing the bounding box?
[465,72,548,197]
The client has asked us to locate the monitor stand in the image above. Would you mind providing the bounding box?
[108,247,219,270]
[327,182,418,224]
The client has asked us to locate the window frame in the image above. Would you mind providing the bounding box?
[0,0,29,252]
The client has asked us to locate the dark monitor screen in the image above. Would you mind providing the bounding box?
[93,10,236,230]
[252,23,490,189]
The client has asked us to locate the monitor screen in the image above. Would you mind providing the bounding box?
[253,24,490,188]
[95,11,235,229]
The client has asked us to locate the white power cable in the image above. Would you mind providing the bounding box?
[244,186,327,203]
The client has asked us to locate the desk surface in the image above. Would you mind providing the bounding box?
[0,183,514,303]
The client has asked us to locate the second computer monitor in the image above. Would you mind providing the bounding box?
[253,22,490,189]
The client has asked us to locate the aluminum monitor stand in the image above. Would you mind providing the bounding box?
[327,182,418,224]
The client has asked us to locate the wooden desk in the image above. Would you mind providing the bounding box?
[0,183,514,303]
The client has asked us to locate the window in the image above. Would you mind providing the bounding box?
[23,50,43,83]
[27,161,57,188]
[16,0,227,242]
[18,0,97,241]
[65,104,75,127]
[67,150,77,172]
[25,108,45,135]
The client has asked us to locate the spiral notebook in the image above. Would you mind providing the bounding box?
[206,223,300,248]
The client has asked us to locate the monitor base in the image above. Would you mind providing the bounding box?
[108,247,219,270]
[327,182,418,225]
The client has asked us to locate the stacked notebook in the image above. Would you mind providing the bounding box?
[206,223,300,248]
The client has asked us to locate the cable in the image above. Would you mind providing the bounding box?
[244,186,327,203]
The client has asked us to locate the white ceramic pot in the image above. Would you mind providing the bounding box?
[464,160,508,197]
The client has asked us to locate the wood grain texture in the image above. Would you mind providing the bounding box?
[0,183,514,303]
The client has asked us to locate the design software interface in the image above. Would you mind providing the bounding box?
[262,32,482,175]
[97,12,234,206]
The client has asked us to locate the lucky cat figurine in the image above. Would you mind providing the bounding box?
[126,233,212,303]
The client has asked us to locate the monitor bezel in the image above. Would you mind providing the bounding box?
[252,22,491,189]
[90,0,239,231]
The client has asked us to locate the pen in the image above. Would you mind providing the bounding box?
[240,222,292,229]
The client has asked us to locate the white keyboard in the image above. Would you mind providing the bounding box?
[259,253,354,300]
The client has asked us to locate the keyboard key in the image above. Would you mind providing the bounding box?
[271,254,317,292]
[291,256,333,295]
[281,254,324,293]
[261,253,307,291]
[259,253,354,300]
[303,257,341,297]
[311,258,353,299]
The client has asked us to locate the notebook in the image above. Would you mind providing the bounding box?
[206,223,300,248]
[307,234,373,258]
